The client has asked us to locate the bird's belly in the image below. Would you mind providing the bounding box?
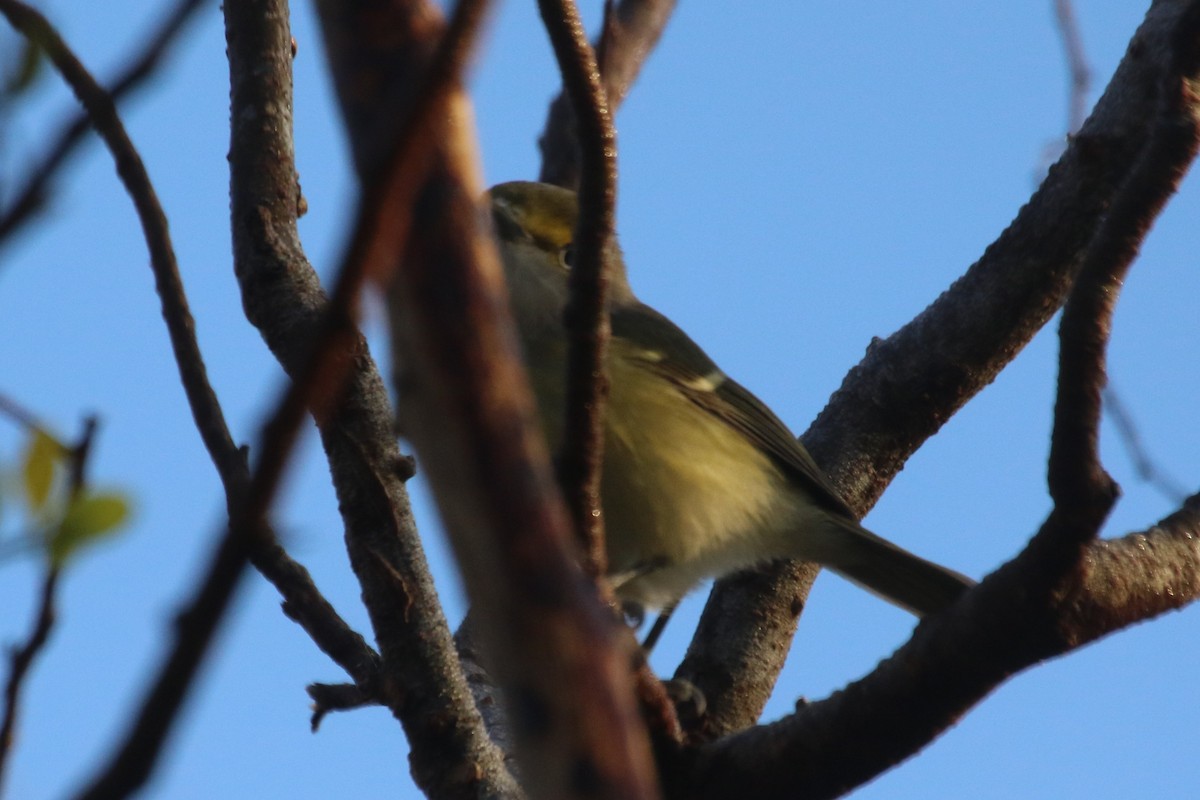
[600,369,797,609]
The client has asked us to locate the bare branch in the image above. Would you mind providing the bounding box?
[231,1,518,796]
[1,0,240,489]
[306,682,374,731]
[667,3,1200,793]
[317,0,662,791]
[0,414,96,792]
[5,0,378,702]
[537,0,618,577]
[1103,385,1190,501]
[1048,0,1200,534]
[0,3,386,794]
[681,489,1200,800]
[0,569,59,793]
[679,0,1200,739]
[1054,0,1093,134]
[540,0,676,188]
[0,0,207,250]
[0,8,248,793]
[386,163,659,800]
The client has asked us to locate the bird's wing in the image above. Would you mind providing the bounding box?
[610,302,855,517]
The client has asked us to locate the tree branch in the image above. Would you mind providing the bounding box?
[677,0,1200,737]
[1046,0,1200,542]
[681,491,1200,800]
[230,1,519,797]
[0,414,96,792]
[669,2,1200,794]
[315,0,661,792]
[0,569,59,794]
[1054,0,1093,135]
[0,3,388,795]
[537,0,618,577]
[539,0,676,188]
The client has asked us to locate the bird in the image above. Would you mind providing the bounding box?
[488,180,973,617]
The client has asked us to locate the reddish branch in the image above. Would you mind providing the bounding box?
[536,0,618,576]
[315,0,662,793]
[539,0,676,188]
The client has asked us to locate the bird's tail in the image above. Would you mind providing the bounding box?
[818,517,974,617]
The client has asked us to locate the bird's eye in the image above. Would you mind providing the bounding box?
[559,244,575,270]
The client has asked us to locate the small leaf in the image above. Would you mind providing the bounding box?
[22,430,61,512]
[49,491,131,566]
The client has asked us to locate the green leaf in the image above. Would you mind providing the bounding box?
[22,430,61,512]
[49,491,131,566]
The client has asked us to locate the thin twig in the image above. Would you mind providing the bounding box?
[0,0,207,250]
[6,0,380,695]
[1046,0,1200,531]
[0,391,54,434]
[0,0,242,487]
[539,0,676,188]
[1103,385,1190,502]
[0,3,383,795]
[8,0,380,697]
[536,0,617,578]
[0,415,96,792]
[1054,0,1092,135]
[0,568,60,792]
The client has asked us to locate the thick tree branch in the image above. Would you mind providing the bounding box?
[385,157,658,800]
[0,0,207,250]
[537,0,617,576]
[539,0,675,188]
[680,493,1200,800]
[668,3,1200,794]
[228,1,512,798]
[678,0,1200,737]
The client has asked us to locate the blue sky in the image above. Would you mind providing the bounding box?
[1,2,1197,798]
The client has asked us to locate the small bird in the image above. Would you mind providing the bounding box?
[489,181,973,616]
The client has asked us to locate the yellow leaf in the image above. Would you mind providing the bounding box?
[22,430,61,512]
